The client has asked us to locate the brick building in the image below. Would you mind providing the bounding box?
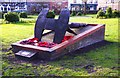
[0,0,27,12]
[0,0,68,14]
[27,0,68,14]
[68,0,98,13]
[97,0,120,11]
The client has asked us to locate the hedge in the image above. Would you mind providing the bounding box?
[4,12,19,22]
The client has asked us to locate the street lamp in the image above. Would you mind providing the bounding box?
[82,0,88,15]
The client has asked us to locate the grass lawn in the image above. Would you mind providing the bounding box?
[1,15,119,76]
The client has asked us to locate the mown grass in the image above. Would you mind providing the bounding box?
[1,15,119,76]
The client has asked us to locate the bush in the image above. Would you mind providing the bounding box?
[70,11,77,16]
[76,12,82,16]
[4,12,19,22]
[117,11,120,17]
[46,11,55,18]
[118,11,120,17]
[112,10,119,18]
[96,10,105,18]
[106,7,112,18]
[19,12,27,18]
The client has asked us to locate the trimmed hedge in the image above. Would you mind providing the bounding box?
[46,11,55,18]
[112,10,119,18]
[4,12,19,22]
[96,10,105,18]
[76,12,82,16]
[117,11,120,17]
[106,7,112,18]
[97,7,120,18]
[70,11,77,16]
[19,12,27,18]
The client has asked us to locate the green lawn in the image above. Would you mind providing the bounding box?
[1,15,119,76]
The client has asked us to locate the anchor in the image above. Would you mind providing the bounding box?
[13,8,79,58]
[11,8,103,60]
[34,8,77,44]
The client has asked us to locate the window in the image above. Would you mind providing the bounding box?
[57,2,62,6]
[1,7,3,10]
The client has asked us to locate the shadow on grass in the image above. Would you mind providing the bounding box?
[59,40,118,58]
[2,40,119,75]
[12,22,34,26]
[27,40,118,62]
[10,40,118,63]
[46,40,118,74]
[4,40,118,63]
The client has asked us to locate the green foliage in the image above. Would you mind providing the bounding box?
[118,11,120,17]
[70,11,82,16]
[106,7,112,18]
[19,12,27,18]
[96,10,106,18]
[112,10,119,18]
[97,7,120,18]
[76,12,82,16]
[46,11,55,18]
[89,67,118,76]
[70,11,77,16]
[4,12,19,22]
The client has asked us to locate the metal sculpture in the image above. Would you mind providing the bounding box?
[34,8,77,44]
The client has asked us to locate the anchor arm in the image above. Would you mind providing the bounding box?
[67,27,77,35]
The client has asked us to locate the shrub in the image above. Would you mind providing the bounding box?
[112,10,119,18]
[19,12,27,18]
[4,12,19,22]
[96,10,105,18]
[46,11,55,18]
[106,7,112,18]
[70,11,77,16]
[76,12,82,16]
[118,11,120,17]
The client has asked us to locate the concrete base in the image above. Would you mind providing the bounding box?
[11,23,105,60]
